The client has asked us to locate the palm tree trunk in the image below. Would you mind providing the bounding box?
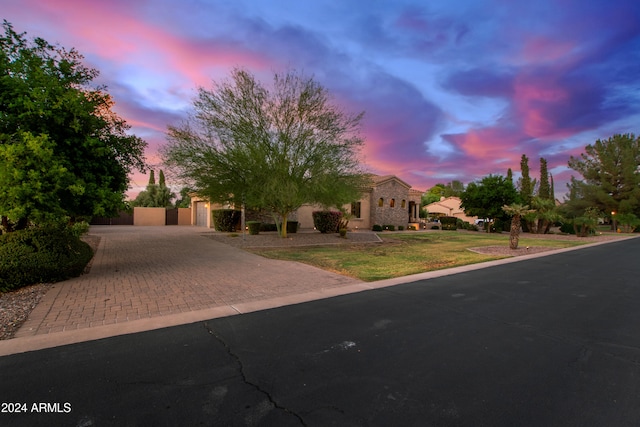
[509,214,521,249]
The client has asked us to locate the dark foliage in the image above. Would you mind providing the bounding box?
[212,209,241,232]
[312,211,343,233]
[0,224,93,292]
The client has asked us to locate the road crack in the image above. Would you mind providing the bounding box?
[203,322,307,426]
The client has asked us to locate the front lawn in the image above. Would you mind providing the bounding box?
[249,232,589,281]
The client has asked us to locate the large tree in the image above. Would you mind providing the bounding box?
[0,21,147,230]
[460,174,518,231]
[163,68,366,237]
[567,133,640,218]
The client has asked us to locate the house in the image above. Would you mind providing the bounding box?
[424,196,477,224]
[190,174,423,231]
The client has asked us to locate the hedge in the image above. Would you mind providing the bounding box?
[0,224,94,292]
[212,209,241,232]
[440,216,458,230]
[312,211,343,233]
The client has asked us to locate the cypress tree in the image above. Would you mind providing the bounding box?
[518,155,533,205]
[538,157,550,200]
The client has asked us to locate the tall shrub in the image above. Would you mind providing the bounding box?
[440,216,458,230]
[312,211,343,233]
[212,209,241,232]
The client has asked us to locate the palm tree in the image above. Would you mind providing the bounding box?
[502,204,535,249]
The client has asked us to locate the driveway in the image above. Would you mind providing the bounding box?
[3,226,364,353]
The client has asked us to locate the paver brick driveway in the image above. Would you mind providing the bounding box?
[16,226,362,338]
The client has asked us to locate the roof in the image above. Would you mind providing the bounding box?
[368,174,412,190]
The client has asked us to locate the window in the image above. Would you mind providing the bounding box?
[390,198,396,208]
[378,198,384,207]
[401,199,406,208]
[351,201,362,218]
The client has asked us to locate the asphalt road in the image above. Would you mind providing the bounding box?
[1,238,639,426]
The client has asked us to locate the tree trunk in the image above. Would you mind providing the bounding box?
[509,215,521,249]
[281,212,288,238]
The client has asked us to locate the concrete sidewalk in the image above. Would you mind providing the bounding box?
[1,226,635,356]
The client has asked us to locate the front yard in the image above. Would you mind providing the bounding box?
[248,231,616,281]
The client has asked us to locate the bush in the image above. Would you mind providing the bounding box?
[282,221,298,234]
[431,225,440,230]
[312,211,342,233]
[0,224,94,292]
[456,219,477,231]
[383,225,395,231]
[70,221,90,238]
[440,216,457,230]
[372,224,383,232]
[260,223,278,232]
[212,209,241,232]
[247,221,261,235]
[398,225,404,231]
[559,222,575,234]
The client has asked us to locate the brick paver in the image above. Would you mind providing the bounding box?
[15,226,362,337]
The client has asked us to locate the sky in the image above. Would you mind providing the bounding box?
[4,0,640,200]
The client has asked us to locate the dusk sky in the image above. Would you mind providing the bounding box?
[4,0,640,199]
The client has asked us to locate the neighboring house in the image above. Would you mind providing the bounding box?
[190,174,423,230]
[424,196,478,224]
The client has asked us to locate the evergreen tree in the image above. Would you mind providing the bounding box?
[538,158,550,200]
[518,155,533,205]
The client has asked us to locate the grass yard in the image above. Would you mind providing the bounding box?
[248,232,590,281]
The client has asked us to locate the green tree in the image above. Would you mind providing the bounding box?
[156,170,175,208]
[567,133,640,219]
[133,169,175,207]
[538,157,551,200]
[525,197,559,234]
[443,180,464,197]
[517,154,535,205]
[174,187,193,208]
[460,174,518,232]
[0,21,147,230]
[422,184,445,206]
[163,68,366,237]
[0,133,74,230]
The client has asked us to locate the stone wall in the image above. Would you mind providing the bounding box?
[370,180,410,227]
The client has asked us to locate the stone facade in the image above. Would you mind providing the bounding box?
[370,178,409,226]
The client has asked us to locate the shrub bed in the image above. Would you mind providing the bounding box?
[260,223,278,232]
[212,209,241,232]
[247,221,261,235]
[440,216,458,230]
[312,211,342,233]
[0,224,93,292]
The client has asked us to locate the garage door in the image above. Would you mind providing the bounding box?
[195,202,208,227]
